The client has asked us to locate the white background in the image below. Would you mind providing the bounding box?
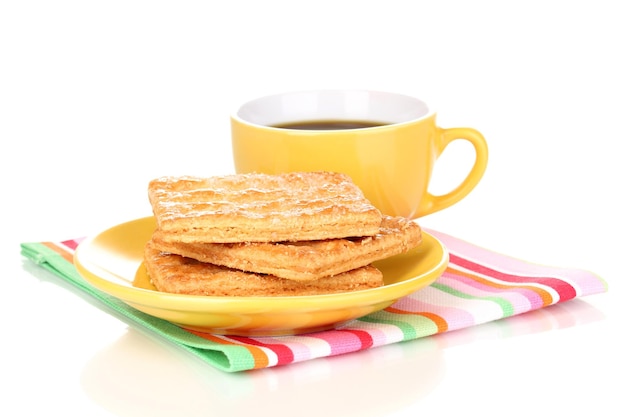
[1,1,624,416]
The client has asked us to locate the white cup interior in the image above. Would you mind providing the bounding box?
[235,90,430,127]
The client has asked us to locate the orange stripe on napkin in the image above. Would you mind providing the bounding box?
[187,330,271,369]
[42,242,74,263]
[384,307,449,333]
[446,266,554,306]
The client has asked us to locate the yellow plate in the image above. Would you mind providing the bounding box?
[74,217,448,336]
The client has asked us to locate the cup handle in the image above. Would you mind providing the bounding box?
[422,127,488,216]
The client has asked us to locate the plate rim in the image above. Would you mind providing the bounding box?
[73,216,449,313]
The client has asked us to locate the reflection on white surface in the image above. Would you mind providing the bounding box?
[81,328,445,417]
[80,299,603,417]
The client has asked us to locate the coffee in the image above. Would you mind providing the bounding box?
[232,90,488,218]
[273,120,387,130]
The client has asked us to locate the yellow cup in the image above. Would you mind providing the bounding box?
[231,90,488,218]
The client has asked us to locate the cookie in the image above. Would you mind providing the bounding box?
[144,240,384,296]
[148,172,382,243]
[150,215,421,281]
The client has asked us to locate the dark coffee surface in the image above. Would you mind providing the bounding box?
[273,120,387,130]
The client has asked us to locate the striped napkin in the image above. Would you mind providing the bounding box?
[20,228,607,372]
